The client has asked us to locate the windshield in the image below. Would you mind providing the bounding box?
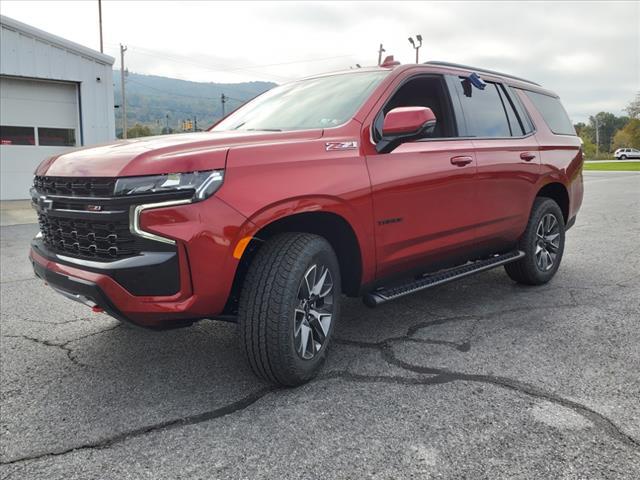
[212,71,389,132]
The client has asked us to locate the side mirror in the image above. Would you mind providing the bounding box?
[376,107,437,153]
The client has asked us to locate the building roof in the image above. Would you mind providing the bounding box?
[0,14,114,65]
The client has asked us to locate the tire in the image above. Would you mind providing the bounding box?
[505,197,566,285]
[620,155,627,160]
[238,233,341,386]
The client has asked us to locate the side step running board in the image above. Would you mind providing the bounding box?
[363,250,525,308]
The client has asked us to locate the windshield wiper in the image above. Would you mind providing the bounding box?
[245,128,282,132]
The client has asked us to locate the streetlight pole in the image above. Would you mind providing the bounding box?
[408,35,423,63]
[120,44,127,139]
[377,43,385,66]
[98,0,103,53]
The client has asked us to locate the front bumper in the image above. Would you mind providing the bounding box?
[31,256,130,324]
[30,196,254,328]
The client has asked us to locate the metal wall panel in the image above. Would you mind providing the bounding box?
[0,16,116,199]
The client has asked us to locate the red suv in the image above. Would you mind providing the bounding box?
[30,61,583,385]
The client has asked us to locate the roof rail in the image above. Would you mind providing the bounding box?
[424,61,540,86]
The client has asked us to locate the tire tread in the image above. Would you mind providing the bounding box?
[238,233,337,385]
[505,197,565,285]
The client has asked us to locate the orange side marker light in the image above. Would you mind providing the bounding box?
[233,237,253,259]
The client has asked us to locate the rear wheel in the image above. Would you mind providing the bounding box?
[505,197,565,285]
[238,233,340,386]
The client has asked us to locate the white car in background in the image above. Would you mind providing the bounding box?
[614,148,640,159]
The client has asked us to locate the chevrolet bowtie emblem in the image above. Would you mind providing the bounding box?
[38,196,53,211]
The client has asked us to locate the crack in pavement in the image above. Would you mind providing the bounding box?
[2,334,87,368]
[333,303,640,451]
[2,324,120,368]
[4,314,94,327]
[17,317,93,326]
[0,386,278,468]
[0,278,38,285]
[1,302,638,470]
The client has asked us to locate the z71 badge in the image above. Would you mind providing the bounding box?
[325,141,358,151]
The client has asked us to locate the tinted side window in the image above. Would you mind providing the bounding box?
[497,86,524,136]
[524,91,575,135]
[456,79,511,137]
[508,87,534,134]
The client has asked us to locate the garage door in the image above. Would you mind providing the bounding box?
[0,76,80,200]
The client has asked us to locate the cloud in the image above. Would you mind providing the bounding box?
[548,53,602,73]
[1,0,637,121]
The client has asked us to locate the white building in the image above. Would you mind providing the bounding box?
[0,15,115,200]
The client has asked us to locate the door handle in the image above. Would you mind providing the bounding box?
[450,156,473,167]
[520,152,536,161]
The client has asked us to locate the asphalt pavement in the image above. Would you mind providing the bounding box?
[1,171,639,479]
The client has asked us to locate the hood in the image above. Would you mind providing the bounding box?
[37,129,323,177]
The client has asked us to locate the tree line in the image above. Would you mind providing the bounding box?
[574,93,640,158]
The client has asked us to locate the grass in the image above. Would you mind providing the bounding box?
[583,161,640,171]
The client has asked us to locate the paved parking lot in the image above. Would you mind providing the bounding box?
[1,171,639,479]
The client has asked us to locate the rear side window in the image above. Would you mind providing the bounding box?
[456,79,511,137]
[524,91,575,135]
[497,85,526,136]
[508,87,534,134]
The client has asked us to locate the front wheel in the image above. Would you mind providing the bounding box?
[505,197,566,285]
[620,155,627,160]
[238,233,341,386]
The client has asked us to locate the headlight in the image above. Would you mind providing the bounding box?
[114,170,224,201]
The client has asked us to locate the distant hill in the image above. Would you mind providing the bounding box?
[113,71,276,134]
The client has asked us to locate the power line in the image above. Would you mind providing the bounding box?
[126,78,220,100]
[224,96,246,104]
[123,73,272,99]
[125,78,256,111]
[115,85,248,119]
[107,42,356,82]
[124,44,355,72]
[116,103,214,121]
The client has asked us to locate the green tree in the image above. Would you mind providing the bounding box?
[578,130,597,158]
[589,112,629,153]
[612,118,640,150]
[574,122,587,136]
[127,123,153,138]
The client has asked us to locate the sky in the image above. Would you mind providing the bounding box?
[1,1,638,123]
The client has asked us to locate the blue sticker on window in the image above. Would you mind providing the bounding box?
[468,72,486,90]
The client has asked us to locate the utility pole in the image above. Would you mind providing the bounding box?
[221,93,227,117]
[594,116,600,156]
[377,43,385,66]
[98,0,103,53]
[408,35,423,63]
[120,44,127,138]
[194,116,198,132]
